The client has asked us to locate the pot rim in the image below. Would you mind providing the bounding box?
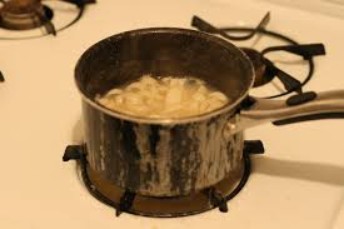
[75,27,255,125]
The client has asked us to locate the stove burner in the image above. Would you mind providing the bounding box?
[191,14,326,98]
[241,48,272,87]
[63,141,265,217]
[241,45,325,92]
[0,0,53,30]
[0,0,96,40]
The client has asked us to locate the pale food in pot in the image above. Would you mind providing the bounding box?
[96,75,229,118]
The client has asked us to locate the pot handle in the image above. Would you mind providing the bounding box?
[233,90,344,132]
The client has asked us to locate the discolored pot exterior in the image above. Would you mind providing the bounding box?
[75,27,344,199]
[83,101,244,197]
[75,28,254,197]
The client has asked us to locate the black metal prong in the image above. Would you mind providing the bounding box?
[192,12,270,41]
[244,140,265,155]
[191,15,218,33]
[116,190,136,216]
[262,43,326,60]
[206,188,228,213]
[43,20,57,36]
[61,0,96,8]
[256,11,271,32]
[264,58,303,94]
[63,145,84,161]
[34,8,57,36]
[0,71,4,82]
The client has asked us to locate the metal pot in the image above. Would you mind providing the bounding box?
[75,28,344,197]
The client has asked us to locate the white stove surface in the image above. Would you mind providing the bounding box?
[1,0,344,228]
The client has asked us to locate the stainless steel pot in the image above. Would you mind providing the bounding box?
[75,28,344,197]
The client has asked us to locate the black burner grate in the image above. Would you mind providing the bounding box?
[192,13,326,99]
[63,140,265,218]
[0,0,96,40]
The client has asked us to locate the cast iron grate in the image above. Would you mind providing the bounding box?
[63,140,265,218]
[191,13,326,99]
[0,0,96,40]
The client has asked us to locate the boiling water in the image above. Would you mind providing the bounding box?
[96,75,229,118]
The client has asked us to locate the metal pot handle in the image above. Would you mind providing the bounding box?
[233,90,344,132]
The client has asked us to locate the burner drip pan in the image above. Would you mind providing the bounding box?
[0,0,53,30]
[63,140,264,217]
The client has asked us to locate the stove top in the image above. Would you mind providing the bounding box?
[0,0,344,228]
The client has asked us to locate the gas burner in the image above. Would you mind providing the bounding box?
[240,48,271,87]
[241,45,325,93]
[192,14,326,98]
[0,0,96,40]
[63,141,264,218]
[0,0,53,30]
